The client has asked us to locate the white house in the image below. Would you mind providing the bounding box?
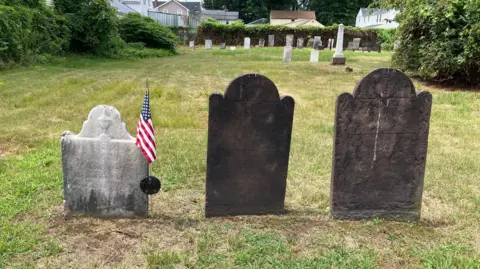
[270,10,324,28]
[355,8,399,29]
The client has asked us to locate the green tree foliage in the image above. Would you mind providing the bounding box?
[0,2,69,67]
[119,13,178,50]
[54,0,123,55]
[382,0,480,84]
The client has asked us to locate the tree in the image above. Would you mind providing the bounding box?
[308,0,374,26]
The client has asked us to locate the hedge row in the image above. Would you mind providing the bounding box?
[0,5,69,67]
[195,20,379,47]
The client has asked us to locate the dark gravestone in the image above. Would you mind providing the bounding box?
[331,68,432,221]
[206,74,295,217]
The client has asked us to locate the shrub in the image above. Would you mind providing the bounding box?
[195,20,379,47]
[55,0,122,55]
[0,4,69,67]
[375,28,396,51]
[119,13,178,50]
[392,0,480,84]
[119,43,177,59]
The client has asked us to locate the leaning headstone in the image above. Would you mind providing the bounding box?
[230,46,237,51]
[206,74,295,217]
[205,39,212,50]
[189,41,195,50]
[297,38,304,49]
[331,24,345,65]
[259,38,265,47]
[244,37,251,49]
[310,49,319,63]
[62,105,149,217]
[329,39,335,50]
[394,40,401,51]
[219,43,226,49]
[268,35,275,47]
[283,46,292,62]
[331,68,432,221]
[286,34,294,47]
[313,36,322,50]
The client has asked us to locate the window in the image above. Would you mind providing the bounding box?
[163,9,168,13]
[177,9,183,15]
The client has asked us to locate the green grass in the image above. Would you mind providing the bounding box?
[0,47,479,268]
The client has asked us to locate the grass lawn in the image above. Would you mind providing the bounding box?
[0,47,479,268]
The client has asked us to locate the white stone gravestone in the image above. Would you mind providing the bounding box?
[283,46,292,62]
[286,35,294,47]
[310,49,319,63]
[331,24,345,65]
[244,37,251,49]
[268,35,275,47]
[297,38,304,49]
[189,41,195,50]
[259,38,265,47]
[219,43,226,49]
[205,39,212,50]
[62,105,149,217]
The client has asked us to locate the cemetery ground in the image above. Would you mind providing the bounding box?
[0,47,479,268]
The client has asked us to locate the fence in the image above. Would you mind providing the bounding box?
[148,11,200,28]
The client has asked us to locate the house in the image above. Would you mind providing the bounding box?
[201,9,239,24]
[355,8,399,29]
[270,10,324,27]
[110,0,138,15]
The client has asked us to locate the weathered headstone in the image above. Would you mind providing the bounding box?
[189,41,195,50]
[283,46,292,62]
[268,35,275,47]
[297,38,304,49]
[205,39,212,50]
[259,38,265,47]
[219,43,226,49]
[332,24,345,65]
[394,40,401,51]
[313,36,322,50]
[329,38,335,50]
[286,35,294,47]
[62,105,149,217]
[331,68,432,221]
[244,37,251,49]
[206,74,295,217]
[310,49,319,63]
[352,38,361,51]
[346,42,354,51]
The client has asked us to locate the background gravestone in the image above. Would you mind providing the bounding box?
[205,39,212,50]
[206,74,295,217]
[331,68,432,221]
[62,105,148,217]
[268,35,275,47]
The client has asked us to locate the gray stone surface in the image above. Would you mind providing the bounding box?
[313,36,322,50]
[205,39,212,50]
[283,46,292,62]
[62,105,149,217]
[286,35,294,47]
[220,43,226,49]
[331,68,432,221]
[297,38,304,49]
[268,35,275,47]
[353,38,361,51]
[206,74,295,217]
[259,38,265,47]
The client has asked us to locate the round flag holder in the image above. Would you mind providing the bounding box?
[140,176,161,195]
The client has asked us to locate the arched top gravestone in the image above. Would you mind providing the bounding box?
[62,105,148,217]
[331,68,432,221]
[206,74,295,217]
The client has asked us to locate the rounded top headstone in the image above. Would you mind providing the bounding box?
[224,74,280,102]
[352,68,416,99]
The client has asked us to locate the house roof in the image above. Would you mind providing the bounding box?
[280,19,324,28]
[246,18,268,26]
[156,1,202,13]
[270,10,316,20]
[111,0,138,14]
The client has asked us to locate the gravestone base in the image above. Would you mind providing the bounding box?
[331,56,346,65]
[332,210,421,221]
[206,204,286,218]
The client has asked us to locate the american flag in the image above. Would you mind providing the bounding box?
[136,90,157,163]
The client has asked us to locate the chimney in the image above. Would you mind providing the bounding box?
[154,0,158,8]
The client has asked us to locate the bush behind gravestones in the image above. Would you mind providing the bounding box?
[0,4,70,68]
[55,0,123,56]
[393,0,480,84]
[195,20,379,47]
[119,13,178,51]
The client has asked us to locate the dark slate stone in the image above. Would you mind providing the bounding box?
[206,74,295,217]
[331,68,432,221]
